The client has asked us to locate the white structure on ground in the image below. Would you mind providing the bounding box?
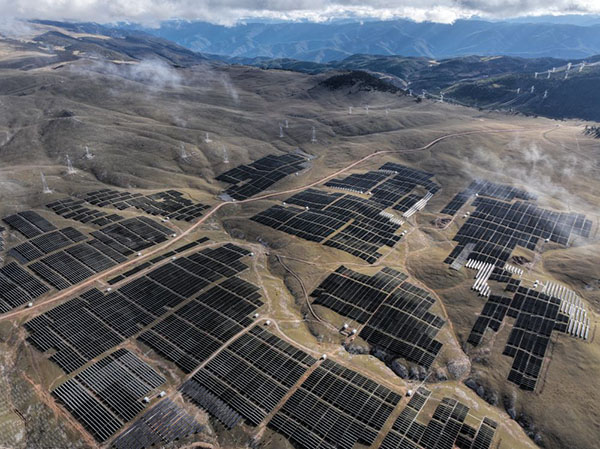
[503,263,523,276]
[379,211,404,226]
[221,145,229,164]
[66,155,76,175]
[465,259,494,297]
[41,171,52,194]
[403,192,433,218]
[179,144,189,161]
[543,282,590,340]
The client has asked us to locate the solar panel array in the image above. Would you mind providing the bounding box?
[311,266,445,368]
[2,211,56,238]
[108,237,210,285]
[380,388,497,449]
[52,349,165,442]
[216,153,309,200]
[252,188,401,263]
[380,387,431,449]
[445,196,593,267]
[327,163,439,207]
[11,213,173,292]
[139,249,264,373]
[360,280,445,369]
[80,189,209,222]
[8,227,86,264]
[29,239,121,290]
[47,198,124,226]
[503,287,563,391]
[252,164,439,263]
[180,326,316,427]
[311,266,407,323]
[25,243,255,374]
[441,179,536,216]
[269,358,401,449]
[0,262,49,312]
[468,295,513,346]
[467,286,568,391]
[91,217,172,253]
[111,398,203,449]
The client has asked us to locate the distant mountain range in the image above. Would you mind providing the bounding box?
[120,19,600,62]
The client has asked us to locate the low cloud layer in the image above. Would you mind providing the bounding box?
[1,0,600,26]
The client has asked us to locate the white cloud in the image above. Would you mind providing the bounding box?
[0,0,599,26]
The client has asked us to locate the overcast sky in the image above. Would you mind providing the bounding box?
[2,0,600,26]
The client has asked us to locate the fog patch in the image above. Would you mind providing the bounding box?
[0,17,34,39]
[220,75,240,105]
[69,57,183,92]
[463,137,597,214]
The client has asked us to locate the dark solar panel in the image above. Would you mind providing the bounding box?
[311,266,444,368]
[181,326,316,427]
[269,358,400,449]
[112,398,203,449]
[52,349,165,442]
[216,153,309,200]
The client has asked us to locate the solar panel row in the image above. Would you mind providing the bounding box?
[181,326,316,427]
[380,387,497,449]
[311,266,445,368]
[467,286,568,392]
[111,398,203,449]
[441,179,536,216]
[446,197,592,267]
[252,163,440,263]
[24,243,255,374]
[269,358,401,449]
[52,349,165,442]
[216,153,309,200]
[2,211,56,238]
[47,198,124,226]
[0,262,49,312]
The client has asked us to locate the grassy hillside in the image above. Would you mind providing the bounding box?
[1,24,599,449]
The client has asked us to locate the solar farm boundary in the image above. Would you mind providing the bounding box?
[0,124,556,324]
[20,371,101,448]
